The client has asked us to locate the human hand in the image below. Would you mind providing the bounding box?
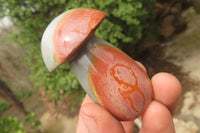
[76,62,181,133]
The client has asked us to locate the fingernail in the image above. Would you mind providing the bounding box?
[80,111,99,133]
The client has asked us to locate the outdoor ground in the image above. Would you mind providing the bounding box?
[0,2,200,133]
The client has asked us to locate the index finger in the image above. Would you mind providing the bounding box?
[151,72,182,115]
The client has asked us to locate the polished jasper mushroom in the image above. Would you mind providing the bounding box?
[41,8,153,121]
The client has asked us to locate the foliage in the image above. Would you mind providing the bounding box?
[0,101,9,114]
[25,112,42,131]
[0,117,25,133]
[0,112,41,133]
[0,0,156,100]
[17,90,34,99]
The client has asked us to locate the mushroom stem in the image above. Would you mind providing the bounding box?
[69,35,111,104]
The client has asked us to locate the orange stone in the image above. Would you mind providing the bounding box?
[53,9,106,64]
[88,44,153,120]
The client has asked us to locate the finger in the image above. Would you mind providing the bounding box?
[80,96,134,133]
[76,95,96,133]
[151,72,182,115]
[79,102,125,133]
[121,120,134,133]
[82,94,94,105]
[140,101,175,133]
[76,112,89,133]
[135,60,147,73]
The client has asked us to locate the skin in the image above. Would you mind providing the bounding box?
[76,61,182,133]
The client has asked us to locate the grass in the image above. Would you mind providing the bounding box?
[0,101,9,114]
[17,90,34,99]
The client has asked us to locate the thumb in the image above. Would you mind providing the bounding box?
[79,103,125,133]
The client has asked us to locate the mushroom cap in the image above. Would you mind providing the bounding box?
[41,8,106,71]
